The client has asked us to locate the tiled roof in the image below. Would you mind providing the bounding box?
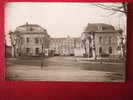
[84,23,116,33]
[15,22,46,33]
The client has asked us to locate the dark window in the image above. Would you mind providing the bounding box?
[109,47,112,54]
[26,48,30,53]
[21,37,24,44]
[117,46,121,50]
[30,27,34,31]
[88,37,92,43]
[26,37,29,43]
[35,48,39,54]
[89,47,93,57]
[99,47,102,54]
[102,27,108,30]
[99,36,102,44]
[35,38,39,44]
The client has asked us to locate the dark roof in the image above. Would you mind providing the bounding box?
[50,37,71,40]
[50,37,81,41]
[15,23,47,33]
[84,23,116,33]
[19,24,42,28]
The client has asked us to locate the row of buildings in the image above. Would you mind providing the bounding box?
[49,37,84,56]
[6,22,124,59]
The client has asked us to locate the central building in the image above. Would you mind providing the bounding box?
[49,36,75,56]
[49,36,84,56]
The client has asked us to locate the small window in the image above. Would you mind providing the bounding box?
[99,47,102,54]
[88,37,92,43]
[35,38,39,44]
[21,37,24,44]
[102,27,107,30]
[99,36,102,44]
[117,46,121,50]
[109,36,112,44]
[109,47,112,54]
[26,37,29,43]
[30,27,34,31]
[26,48,30,53]
[35,48,39,54]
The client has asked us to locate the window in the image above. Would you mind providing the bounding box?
[102,27,108,30]
[30,27,34,31]
[109,47,112,54]
[99,36,102,44]
[35,48,39,54]
[26,48,30,53]
[109,36,112,44]
[26,37,29,43]
[35,38,39,44]
[20,37,24,44]
[99,47,102,54]
[89,47,93,57]
[88,37,92,43]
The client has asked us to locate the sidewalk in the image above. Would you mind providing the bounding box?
[75,57,125,64]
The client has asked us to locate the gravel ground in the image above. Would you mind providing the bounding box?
[5,56,125,82]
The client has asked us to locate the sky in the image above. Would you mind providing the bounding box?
[5,2,126,45]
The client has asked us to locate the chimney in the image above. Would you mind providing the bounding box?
[26,22,28,25]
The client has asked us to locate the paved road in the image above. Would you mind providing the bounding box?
[6,56,125,82]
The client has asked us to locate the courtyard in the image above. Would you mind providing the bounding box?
[5,56,125,82]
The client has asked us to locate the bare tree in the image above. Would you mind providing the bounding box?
[92,3,127,16]
[81,32,88,57]
[9,31,17,57]
[93,3,127,59]
[40,35,45,69]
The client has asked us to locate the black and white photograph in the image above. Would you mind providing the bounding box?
[5,2,127,82]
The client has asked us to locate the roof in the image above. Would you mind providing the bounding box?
[50,37,81,42]
[14,22,47,34]
[84,23,116,33]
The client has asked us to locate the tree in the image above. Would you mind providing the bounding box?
[81,31,96,59]
[81,32,88,57]
[118,29,126,59]
[40,35,45,69]
[92,3,127,16]
[9,31,17,57]
[93,3,127,59]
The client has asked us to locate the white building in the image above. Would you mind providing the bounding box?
[49,37,75,56]
[9,22,50,57]
[81,23,120,59]
[49,37,84,56]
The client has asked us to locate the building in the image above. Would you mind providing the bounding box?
[81,23,120,59]
[49,36,75,56]
[9,22,50,57]
[49,36,84,56]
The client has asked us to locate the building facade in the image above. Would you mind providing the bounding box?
[49,36,84,56]
[9,22,50,57]
[8,23,120,58]
[49,37,75,56]
[81,23,120,59]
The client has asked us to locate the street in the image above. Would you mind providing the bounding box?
[6,56,125,82]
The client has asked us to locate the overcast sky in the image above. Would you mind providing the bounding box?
[5,2,126,45]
